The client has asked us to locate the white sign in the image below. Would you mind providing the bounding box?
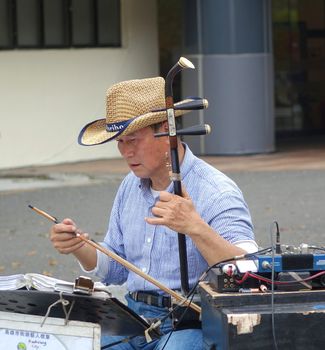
[0,311,100,350]
[1,329,94,349]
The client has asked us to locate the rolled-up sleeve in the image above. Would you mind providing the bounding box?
[206,190,255,244]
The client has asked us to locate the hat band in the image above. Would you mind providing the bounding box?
[105,108,164,133]
[106,119,132,132]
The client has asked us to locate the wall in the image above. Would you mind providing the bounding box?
[0,0,159,169]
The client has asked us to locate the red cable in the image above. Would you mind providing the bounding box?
[235,270,325,286]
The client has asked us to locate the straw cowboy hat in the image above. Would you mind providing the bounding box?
[78,76,198,146]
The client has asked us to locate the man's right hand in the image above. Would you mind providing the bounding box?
[50,218,98,271]
[50,218,88,254]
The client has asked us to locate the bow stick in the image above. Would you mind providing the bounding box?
[28,205,201,314]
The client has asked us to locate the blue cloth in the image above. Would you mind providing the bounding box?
[101,294,203,350]
[93,144,255,292]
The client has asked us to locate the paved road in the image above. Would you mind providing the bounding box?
[1,168,324,286]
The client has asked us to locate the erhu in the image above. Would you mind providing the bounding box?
[154,57,211,294]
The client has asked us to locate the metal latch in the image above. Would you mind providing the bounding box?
[74,276,94,295]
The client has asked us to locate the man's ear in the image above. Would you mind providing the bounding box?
[162,120,169,132]
[160,121,170,146]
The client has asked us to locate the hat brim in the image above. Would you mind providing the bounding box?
[78,100,194,146]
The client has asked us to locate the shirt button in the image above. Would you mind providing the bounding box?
[142,267,147,272]
[147,238,152,243]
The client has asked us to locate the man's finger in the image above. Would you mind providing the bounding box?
[62,218,76,226]
[60,241,85,254]
[181,185,190,199]
[151,207,166,217]
[158,191,174,201]
[54,232,78,242]
[54,223,77,234]
[145,217,164,225]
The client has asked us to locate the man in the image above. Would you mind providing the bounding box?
[50,76,257,349]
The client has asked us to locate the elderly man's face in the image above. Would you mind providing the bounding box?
[117,124,170,186]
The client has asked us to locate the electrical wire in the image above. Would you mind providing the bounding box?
[308,246,325,252]
[144,246,274,349]
[270,221,279,350]
[104,247,275,349]
[155,229,323,350]
[160,292,197,350]
[102,240,325,349]
[235,270,325,285]
[101,335,137,349]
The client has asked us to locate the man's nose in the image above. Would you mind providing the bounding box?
[120,144,135,158]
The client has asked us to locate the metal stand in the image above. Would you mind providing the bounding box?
[0,289,158,337]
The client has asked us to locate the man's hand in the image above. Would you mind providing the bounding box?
[50,218,88,254]
[145,187,247,265]
[145,187,204,235]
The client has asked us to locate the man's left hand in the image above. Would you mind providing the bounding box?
[145,187,204,235]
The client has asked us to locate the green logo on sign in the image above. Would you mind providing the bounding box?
[17,342,27,350]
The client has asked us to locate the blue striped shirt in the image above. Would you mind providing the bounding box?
[93,144,255,292]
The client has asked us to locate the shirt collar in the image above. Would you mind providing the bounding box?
[179,143,195,181]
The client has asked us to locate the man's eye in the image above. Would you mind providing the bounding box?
[125,138,136,145]
[117,137,137,145]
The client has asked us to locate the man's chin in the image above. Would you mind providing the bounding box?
[130,168,147,178]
